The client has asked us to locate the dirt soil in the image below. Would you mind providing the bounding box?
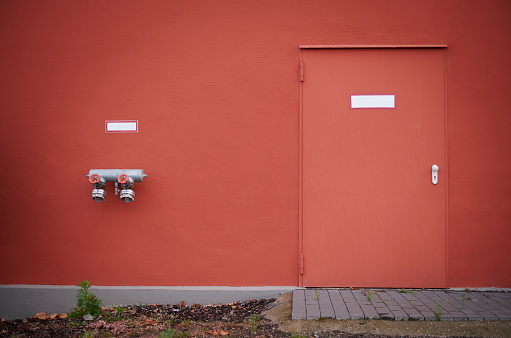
[1,292,510,337]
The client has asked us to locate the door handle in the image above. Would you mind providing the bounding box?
[432,165,439,184]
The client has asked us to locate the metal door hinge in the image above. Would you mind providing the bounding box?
[299,254,304,275]
[300,61,304,82]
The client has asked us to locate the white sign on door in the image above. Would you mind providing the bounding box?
[351,95,395,109]
[105,120,138,133]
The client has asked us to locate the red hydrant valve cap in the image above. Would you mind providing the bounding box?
[118,174,129,184]
[89,174,101,184]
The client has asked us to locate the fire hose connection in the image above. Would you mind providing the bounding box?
[86,169,147,203]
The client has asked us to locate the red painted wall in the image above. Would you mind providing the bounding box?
[1,0,510,287]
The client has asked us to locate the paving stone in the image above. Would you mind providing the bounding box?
[332,307,351,320]
[361,310,378,319]
[346,303,365,320]
[306,305,320,320]
[407,313,424,321]
[379,293,393,301]
[320,307,336,318]
[479,312,499,321]
[415,304,430,309]
[383,301,399,307]
[327,289,342,299]
[439,313,454,321]
[292,290,306,319]
[375,306,393,319]
[293,290,305,300]
[389,306,405,312]
[304,289,318,298]
[306,302,319,312]
[340,290,357,302]
[421,312,437,321]
[393,312,409,321]
[487,309,511,320]
[331,300,350,319]
[449,312,468,320]
[291,310,306,320]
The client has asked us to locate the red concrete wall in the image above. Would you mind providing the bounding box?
[1,0,510,287]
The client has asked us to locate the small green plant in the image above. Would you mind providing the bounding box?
[103,306,127,322]
[365,291,373,302]
[313,290,321,300]
[397,288,416,294]
[82,331,95,338]
[182,319,191,325]
[433,302,444,321]
[249,314,260,335]
[461,292,469,308]
[69,280,103,318]
[291,333,308,338]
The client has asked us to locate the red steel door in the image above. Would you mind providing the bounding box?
[302,48,447,288]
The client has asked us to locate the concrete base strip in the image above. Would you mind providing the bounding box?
[0,285,296,320]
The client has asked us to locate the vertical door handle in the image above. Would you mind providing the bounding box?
[432,165,439,184]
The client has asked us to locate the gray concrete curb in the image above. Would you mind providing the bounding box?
[0,285,296,320]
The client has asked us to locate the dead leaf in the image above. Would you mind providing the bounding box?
[142,318,156,325]
[48,313,58,320]
[209,331,230,336]
[1,318,6,322]
[231,305,236,308]
[33,312,48,320]
[218,303,222,306]
[226,303,234,306]
[101,307,107,311]
[150,303,156,307]
[58,313,68,319]
[178,301,185,306]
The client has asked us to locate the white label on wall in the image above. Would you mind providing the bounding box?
[105,120,138,133]
[351,95,395,109]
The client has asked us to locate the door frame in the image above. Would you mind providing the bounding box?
[298,45,449,287]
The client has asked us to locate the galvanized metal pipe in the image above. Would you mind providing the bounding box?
[86,169,147,182]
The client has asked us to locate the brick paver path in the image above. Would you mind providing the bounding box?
[292,289,511,321]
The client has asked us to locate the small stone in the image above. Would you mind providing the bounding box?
[83,314,94,321]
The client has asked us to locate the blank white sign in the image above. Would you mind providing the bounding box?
[351,95,395,109]
[105,120,138,133]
